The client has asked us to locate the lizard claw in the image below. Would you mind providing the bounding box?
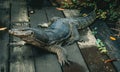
[59,58,70,66]
[57,53,70,66]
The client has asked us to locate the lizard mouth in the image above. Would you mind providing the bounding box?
[9,29,34,38]
[9,29,19,35]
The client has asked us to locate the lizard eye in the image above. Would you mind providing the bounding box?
[31,31,34,35]
[21,29,26,31]
[21,30,24,31]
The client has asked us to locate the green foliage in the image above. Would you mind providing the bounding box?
[60,0,119,22]
[108,8,120,21]
[96,39,108,54]
[61,0,80,9]
[96,9,107,20]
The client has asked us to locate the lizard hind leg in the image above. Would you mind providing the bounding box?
[64,25,80,46]
[46,45,69,66]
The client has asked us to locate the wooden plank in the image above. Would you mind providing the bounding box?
[80,46,116,72]
[0,8,10,72]
[45,7,64,19]
[9,1,35,72]
[90,20,120,72]
[0,10,10,26]
[63,9,90,72]
[63,10,116,72]
[30,8,47,27]
[30,7,62,72]
[0,0,10,9]
[11,1,29,23]
[27,0,45,9]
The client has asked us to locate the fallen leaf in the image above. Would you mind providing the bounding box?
[110,36,116,40]
[56,7,65,11]
[104,59,117,63]
[100,49,108,54]
[0,27,7,31]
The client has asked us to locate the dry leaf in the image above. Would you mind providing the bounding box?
[56,7,65,11]
[110,36,116,40]
[104,59,116,63]
[0,27,7,31]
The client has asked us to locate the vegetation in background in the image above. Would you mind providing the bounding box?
[58,0,119,22]
[53,0,120,37]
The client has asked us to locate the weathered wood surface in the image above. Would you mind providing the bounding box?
[0,0,10,71]
[9,0,35,72]
[11,1,29,23]
[30,8,47,27]
[81,46,117,72]
[90,20,120,72]
[0,10,9,72]
[63,9,90,72]
[63,9,116,72]
[0,0,10,9]
[0,0,118,72]
[30,7,62,72]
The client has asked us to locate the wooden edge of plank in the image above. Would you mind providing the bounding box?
[9,1,35,72]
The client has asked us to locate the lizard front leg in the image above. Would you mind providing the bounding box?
[45,45,69,66]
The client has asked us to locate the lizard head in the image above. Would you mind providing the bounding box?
[9,28,49,42]
[9,28,34,38]
[9,27,49,46]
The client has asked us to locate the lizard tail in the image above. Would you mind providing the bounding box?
[77,8,96,29]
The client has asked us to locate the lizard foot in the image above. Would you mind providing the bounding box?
[57,48,70,66]
[46,45,70,66]
[58,54,70,66]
